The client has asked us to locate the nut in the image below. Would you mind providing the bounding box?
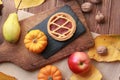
[97,46,108,56]
[90,0,102,4]
[81,2,93,12]
[95,11,105,23]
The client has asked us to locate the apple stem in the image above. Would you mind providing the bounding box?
[80,62,83,65]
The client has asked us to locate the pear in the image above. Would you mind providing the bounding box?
[2,12,21,43]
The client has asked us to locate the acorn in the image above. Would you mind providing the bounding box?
[81,2,93,12]
[95,11,105,23]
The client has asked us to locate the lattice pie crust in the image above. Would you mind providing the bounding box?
[47,12,76,41]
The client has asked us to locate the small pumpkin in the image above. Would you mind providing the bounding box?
[24,29,47,53]
[38,65,63,80]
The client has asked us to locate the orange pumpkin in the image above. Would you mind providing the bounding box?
[38,65,63,80]
[24,30,47,53]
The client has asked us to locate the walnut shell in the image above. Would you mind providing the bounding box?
[81,2,93,12]
[97,46,108,56]
[95,11,105,23]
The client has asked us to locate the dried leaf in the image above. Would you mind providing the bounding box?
[0,72,16,80]
[14,0,45,9]
[88,35,120,62]
[70,64,102,80]
[0,0,2,4]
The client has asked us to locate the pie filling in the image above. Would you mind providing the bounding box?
[54,18,67,26]
[50,24,58,31]
[55,28,68,34]
[64,22,72,29]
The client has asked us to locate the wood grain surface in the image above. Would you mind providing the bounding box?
[1,0,120,34]
[0,0,120,80]
[0,0,94,71]
[27,0,120,34]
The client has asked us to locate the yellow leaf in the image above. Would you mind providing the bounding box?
[14,0,45,9]
[88,35,120,62]
[70,64,102,80]
[0,0,2,4]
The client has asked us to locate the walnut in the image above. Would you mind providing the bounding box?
[81,2,93,12]
[90,0,102,4]
[97,46,108,55]
[95,11,105,23]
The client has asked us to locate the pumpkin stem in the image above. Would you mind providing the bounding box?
[33,39,37,43]
[48,76,53,80]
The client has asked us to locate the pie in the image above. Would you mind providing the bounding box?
[47,12,76,41]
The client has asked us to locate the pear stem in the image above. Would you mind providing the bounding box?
[16,0,22,13]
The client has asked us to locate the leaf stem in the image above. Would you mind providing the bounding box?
[16,0,22,13]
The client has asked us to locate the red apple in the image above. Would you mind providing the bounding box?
[68,52,91,74]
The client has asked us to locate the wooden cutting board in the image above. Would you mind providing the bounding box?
[0,1,94,71]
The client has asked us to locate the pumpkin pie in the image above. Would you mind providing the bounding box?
[47,12,76,41]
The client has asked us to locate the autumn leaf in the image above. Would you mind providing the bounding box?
[14,0,45,9]
[70,64,102,80]
[88,35,120,62]
[0,0,2,4]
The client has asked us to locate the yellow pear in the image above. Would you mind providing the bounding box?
[3,12,21,43]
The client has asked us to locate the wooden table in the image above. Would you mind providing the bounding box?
[1,0,120,35]
[0,0,120,80]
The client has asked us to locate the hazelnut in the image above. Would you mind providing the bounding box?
[90,0,102,4]
[95,11,105,23]
[97,46,108,56]
[81,2,93,12]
